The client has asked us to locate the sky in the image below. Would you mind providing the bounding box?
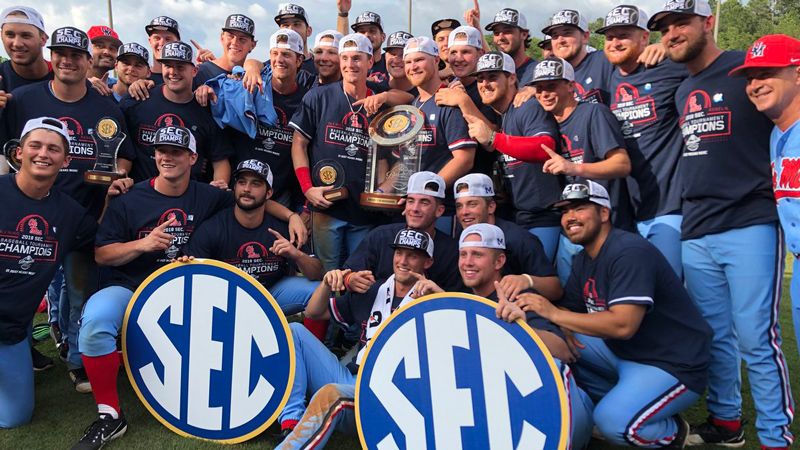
[2,0,669,60]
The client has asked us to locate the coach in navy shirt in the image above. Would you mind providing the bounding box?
[518,180,711,448]
[651,1,792,447]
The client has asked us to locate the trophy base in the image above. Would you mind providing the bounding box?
[323,187,349,201]
[360,192,405,211]
[84,170,123,185]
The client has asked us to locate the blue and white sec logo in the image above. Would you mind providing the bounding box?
[356,293,568,450]
[122,260,295,443]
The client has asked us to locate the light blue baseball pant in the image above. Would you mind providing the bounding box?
[683,223,794,448]
[312,212,371,272]
[0,338,34,428]
[637,214,682,278]
[556,234,583,285]
[573,335,700,447]
[529,225,561,264]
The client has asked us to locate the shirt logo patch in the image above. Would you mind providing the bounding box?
[680,89,732,157]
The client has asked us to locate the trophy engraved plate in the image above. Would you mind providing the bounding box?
[3,139,21,172]
[313,160,349,201]
[361,105,425,211]
[85,117,125,185]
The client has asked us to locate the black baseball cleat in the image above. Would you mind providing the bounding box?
[687,416,745,447]
[71,413,127,450]
[664,415,689,448]
[31,347,54,371]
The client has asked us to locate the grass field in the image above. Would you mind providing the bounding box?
[2,278,798,450]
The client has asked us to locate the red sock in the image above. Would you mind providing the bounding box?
[711,417,741,432]
[761,447,789,450]
[303,317,328,342]
[281,419,298,431]
[82,353,121,415]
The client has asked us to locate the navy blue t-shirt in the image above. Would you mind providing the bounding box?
[344,223,463,291]
[563,228,712,393]
[289,81,380,225]
[0,174,95,344]
[573,51,614,104]
[184,208,305,288]
[609,60,687,221]
[499,99,562,228]
[1,81,136,219]
[228,85,307,208]
[119,86,234,183]
[149,72,164,85]
[301,57,317,76]
[675,51,777,240]
[415,93,477,175]
[515,57,536,86]
[559,101,635,231]
[96,179,233,290]
[194,61,229,87]
[464,80,502,177]
[368,56,390,92]
[0,60,53,93]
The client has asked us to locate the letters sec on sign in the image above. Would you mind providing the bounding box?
[356,293,569,450]
[122,259,295,443]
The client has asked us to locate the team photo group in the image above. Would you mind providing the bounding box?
[1,0,799,448]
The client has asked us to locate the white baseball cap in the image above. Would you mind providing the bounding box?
[403,36,438,58]
[20,117,70,145]
[471,51,515,77]
[460,223,506,250]
[552,180,612,210]
[448,25,483,49]
[454,173,495,198]
[1,6,45,34]
[314,29,343,50]
[339,33,373,55]
[406,171,445,199]
[270,29,304,55]
[542,9,590,34]
[597,5,650,34]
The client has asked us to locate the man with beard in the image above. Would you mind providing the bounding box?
[119,41,232,185]
[194,14,257,86]
[597,5,687,277]
[109,43,150,103]
[650,1,794,447]
[311,30,342,87]
[518,180,712,448]
[228,29,308,209]
[87,26,121,81]
[183,159,322,315]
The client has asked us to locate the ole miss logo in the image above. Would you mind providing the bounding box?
[680,90,731,155]
[122,260,294,443]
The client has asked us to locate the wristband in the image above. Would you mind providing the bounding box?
[338,11,349,17]
[343,272,353,291]
[488,131,497,148]
[523,273,534,289]
[295,166,313,194]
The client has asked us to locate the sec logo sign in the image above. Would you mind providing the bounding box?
[122,259,294,443]
[356,293,568,450]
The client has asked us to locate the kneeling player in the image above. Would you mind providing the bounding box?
[184,159,322,315]
[515,181,712,448]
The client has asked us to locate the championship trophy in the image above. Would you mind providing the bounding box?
[313,159,349,201]
[360,105,424,210]
[3,139,21,172]
[85,117,125,185]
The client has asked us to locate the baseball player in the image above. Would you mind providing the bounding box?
[518,180,713,448]
[289,33,380,271]
[453,173,562,301]
[349,11,388,89]
[183,159,321,315]
[0,6,51,98]
[227,29,309,210]
[651,1,795,447]
[403,35,477,232]
[460,52,563,261]
[344,171,463,294]
[1,26,137,391]
[276,228,434,437]
[72,126,233,449]
[194,14,257,86]
[119,41,233,185]
[109,43,151,103]
[143,16,180,86]
[431,18,460,82]
[522,57,632,283]
[311,30,343,87]
[377,31,414,93]
[539,34,553,59]
[597,5,688,277]
[86,25,121,81]
[731,34,800,356]
[0,118,96,428]
[275,3,317,76]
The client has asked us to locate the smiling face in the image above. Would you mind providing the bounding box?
[154,145,196,181]
[162,60,197,94]
[385,47,406,79]
[313,42,340,79]
[560,201,609,245]
[355,24,385,54]
[533,79,574,113]
[91,38,120,73]
[657,14,711,64]
[115,56,150,87]
[744,66,800,122]
[603,26,649,67]
[549,25,589,64]
[2,21,46,66]
[434,29,452,62]
[234,172,271,211]
[403,52,437,87]
[404,193,444,230]
[492,24,527,56]
[17,128,70,179]
[51,48,91,85]
[221,30,256,66]
[455,196,494,229]
[448,44,481,78]
[458,233,505,290]
[476,71,515,108]
[340,51,372,83]
[392,247,432,285]
[270,47,302,81]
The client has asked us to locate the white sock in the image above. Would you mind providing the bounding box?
[98,404,119,419]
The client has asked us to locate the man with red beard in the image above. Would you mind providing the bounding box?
[598,5,688,277]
